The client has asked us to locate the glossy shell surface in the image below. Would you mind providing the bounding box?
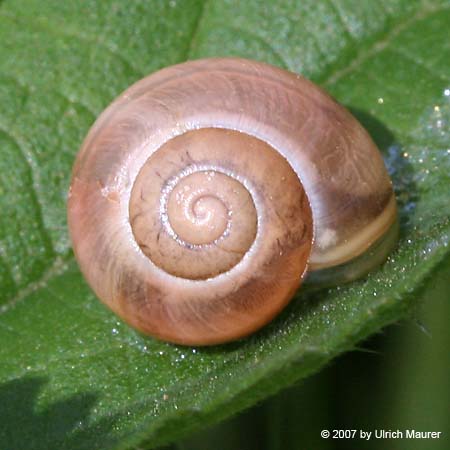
[68,58,397,345]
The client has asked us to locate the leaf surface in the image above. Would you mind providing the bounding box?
[0,1,449,449]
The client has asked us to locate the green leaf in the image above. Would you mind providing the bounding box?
[0,1,448,449]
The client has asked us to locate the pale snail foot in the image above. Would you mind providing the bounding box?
[67,57,397,345]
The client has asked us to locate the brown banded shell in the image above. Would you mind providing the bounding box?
[68,57,397,345]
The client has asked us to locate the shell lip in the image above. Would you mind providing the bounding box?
[306,212,399,287]
[309,194,397,271]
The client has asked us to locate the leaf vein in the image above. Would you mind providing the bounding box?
[0,127,55,259]
[389,46,449,83]
[183,0,208,59]
[327,0,355,44]
[0,256,70,315]
[0,10,144,79]
[224,25,289,69]
[323,5,448,87]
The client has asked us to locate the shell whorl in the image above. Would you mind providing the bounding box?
[128,128,310,281]
[68,57,397,345]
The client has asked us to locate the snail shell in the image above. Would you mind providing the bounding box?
[68,58,397,345]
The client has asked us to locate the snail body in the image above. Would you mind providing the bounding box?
[68,58,397,345]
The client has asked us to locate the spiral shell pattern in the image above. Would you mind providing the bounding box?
[129,127,311,282]
[68,57,397,345]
